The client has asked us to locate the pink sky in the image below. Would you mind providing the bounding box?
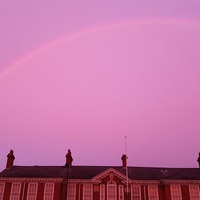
[0,1,200,171]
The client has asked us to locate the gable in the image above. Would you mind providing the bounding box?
[91,168,129,182]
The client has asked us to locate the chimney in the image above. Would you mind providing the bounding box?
[121,154,127,168]
[197,152,200,168]
[65,149,73,167]
[6,150,15,169]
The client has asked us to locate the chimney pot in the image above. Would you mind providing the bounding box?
[65,149,73,167]
[121,154,127,168]
[197,152,200,168]
[6,150,15,169]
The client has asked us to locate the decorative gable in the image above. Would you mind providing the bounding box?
[91,168,130,183]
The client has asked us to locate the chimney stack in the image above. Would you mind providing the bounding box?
[65,149,73,167]
[6,150,15,169]
[121,154,127,168]
[197,152,200,168]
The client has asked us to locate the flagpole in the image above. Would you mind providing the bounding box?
[125,136,128,195]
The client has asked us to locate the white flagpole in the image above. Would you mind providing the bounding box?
[125,136,128,195]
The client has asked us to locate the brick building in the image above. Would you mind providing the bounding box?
[0,150,200,200]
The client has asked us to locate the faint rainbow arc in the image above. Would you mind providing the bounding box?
[0,18,200,79]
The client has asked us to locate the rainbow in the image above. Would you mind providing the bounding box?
[0,18,200,79]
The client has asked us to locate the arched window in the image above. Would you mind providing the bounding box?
[107,181,116,200]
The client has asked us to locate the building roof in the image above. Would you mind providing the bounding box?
[1,165,200,180]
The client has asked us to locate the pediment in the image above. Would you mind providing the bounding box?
[91,168,129,182]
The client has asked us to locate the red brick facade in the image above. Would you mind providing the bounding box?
[1,150,200,200]
[1,170,200,200]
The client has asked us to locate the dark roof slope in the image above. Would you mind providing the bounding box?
[1,165,200,180]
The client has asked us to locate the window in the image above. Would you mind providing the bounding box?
[0,183,5,200]
[100,185,105,200]
[131,185,141,200]
[83,184,93,200]
[10,183,21,200]
[44,183,54,200]
[67,184,76,200]
[171,185,182,200]
[189,186,200,200]
[148,186,158,200]
[107,181,116,200]
[27,183,38,200]
[119,185,124,200]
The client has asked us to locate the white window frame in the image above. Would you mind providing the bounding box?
[0,183,5,200]
[107,181,117,200]
[10,183,21,200]
[83,184,93,200]
[118,185,124,200]
[27,183,38,200]
[100,185,105,200]
[43,183,54,200]
[171,185,182,200]
[189,185,200,200]
[131,185,141,200]
[67,184,76,200]
[148,185,159,200]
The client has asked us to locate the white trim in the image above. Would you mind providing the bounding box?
[189,185,200,200]
[9,182,21,200]
[1,178,200,185]
[27,183,38,200]
[83,184,93,200]
[118,185,124,200]
[43,183,54,200]
[170,185,182,200]
[129,180,160,185]
[131,185,141,200]
[0,183,5,200]
[67,184,76,200]
[92,168,128,182]
[162,180,200,185]
[68,179,100,184]
[100,184,105,200]
[0,178,63,183]
[148,185,159,200]
[107,180,117,200]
